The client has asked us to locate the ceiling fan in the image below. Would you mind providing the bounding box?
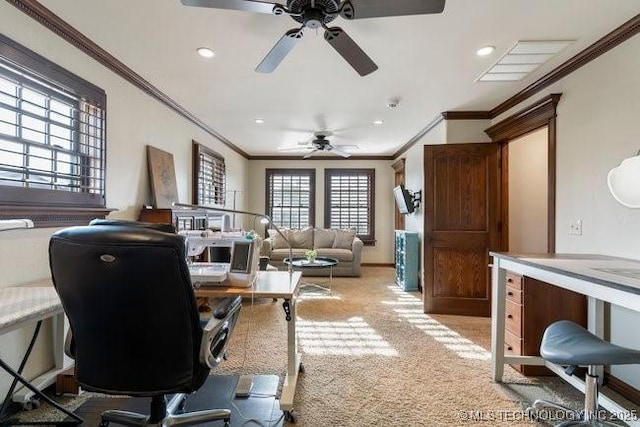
[278,131,358,158]
[180,0,446,76]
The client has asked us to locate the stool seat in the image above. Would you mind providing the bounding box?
[541,320,640,366]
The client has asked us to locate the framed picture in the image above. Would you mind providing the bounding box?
[147,145,178,209]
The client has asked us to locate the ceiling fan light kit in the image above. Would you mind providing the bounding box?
[181,0,446,76]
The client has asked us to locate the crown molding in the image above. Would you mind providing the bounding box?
[7,0,249,159]
[441,111,491,120]
[485,94,561,142]
[249,155,395,161]
[392,114,444,159]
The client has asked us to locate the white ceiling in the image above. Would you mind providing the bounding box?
[38,0,640,156]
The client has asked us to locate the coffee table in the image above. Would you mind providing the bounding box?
[283,256,339,294]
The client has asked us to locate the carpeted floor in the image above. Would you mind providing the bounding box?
[11,266,637,426]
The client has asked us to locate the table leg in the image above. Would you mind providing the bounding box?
[279,297,301,416]
[491,260,507,382]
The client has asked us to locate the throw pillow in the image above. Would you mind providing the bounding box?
[268,228,290,249]
[333,228,356,250]
[314,229,335,249]
[288,226,314,249]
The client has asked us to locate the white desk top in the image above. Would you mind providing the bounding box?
[194,271,302,299]
[491,253,640,295]
[0,286,62,334]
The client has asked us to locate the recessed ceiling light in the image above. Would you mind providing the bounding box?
[197,47,215,58]
[373,120,384,125]
[254,118,265,125]
[476,46,495,56]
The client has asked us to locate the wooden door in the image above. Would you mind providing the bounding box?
[423,143,501,316]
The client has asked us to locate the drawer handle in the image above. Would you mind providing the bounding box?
[507,291,514,296]
[506,346,513,351]
[507,278,513,283]
[507,314,513,319]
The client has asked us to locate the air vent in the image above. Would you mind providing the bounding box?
[477,40,574,82]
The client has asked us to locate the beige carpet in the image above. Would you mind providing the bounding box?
[216,266,540,426]
[15,266,610,426]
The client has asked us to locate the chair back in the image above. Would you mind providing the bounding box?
[49,224,208,396]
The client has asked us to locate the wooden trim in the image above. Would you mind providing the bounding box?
[0,206,113,228]
[7,0,248,159]
[362,263,394,267]
[491,14,640,117]
[393,114,444,158]
[249,155,395,161]
[487,95,560,254]
[441,111,491,120]
[265,169,316,227]
[605,372,640,406]
[390,158,405,172]
[500,145,509,251]
[485,94,562,142]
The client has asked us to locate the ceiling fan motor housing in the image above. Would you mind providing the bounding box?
[288,0,340,27]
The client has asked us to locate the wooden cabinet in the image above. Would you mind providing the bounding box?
[504,271,587,376]
[395,231,420,291]
[138,207,210,231]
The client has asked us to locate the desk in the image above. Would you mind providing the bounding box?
[0,285,80,424]
[491,253,640,426]
[194,271,303,422]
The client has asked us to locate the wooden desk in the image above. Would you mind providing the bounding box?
[491,253,640,426]
[194,271,303,422]
[0,285,80,424]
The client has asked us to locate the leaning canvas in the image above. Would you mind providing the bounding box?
[147,145,179,209]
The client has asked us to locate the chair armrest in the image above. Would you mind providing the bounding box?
[64,330,75,359]
[199,296,242,368]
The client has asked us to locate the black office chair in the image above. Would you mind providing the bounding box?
[49,224,242,427]
[527,320,640,426]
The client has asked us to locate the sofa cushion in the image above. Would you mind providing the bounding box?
[268,248,308,261]
[288,227,313,249]
[268,228,290,249]
[313,229,335,249]
[316,248,353,262]
[333,229,356,250]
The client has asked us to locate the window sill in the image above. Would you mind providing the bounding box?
[0,205,115,228]
[361,239,377,246]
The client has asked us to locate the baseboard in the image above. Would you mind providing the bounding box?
[605,372,640,406]
[362,263,395,267]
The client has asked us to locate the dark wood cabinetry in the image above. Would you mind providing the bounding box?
[138,207,210,231]
[504,271,587,375]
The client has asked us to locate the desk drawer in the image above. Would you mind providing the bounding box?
[506,285,522,304]
[506,272,522,289]
[505,299,522,336]
[505,330,522,356]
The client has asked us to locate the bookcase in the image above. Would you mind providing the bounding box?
[395,230,420,291]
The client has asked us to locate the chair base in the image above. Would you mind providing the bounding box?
[99,393,231,427]
[526,399,621,427]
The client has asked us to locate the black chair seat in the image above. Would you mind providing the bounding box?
[540,320,640,366]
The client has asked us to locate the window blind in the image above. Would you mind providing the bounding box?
[194,144,225,206]
[266,169,315,229]
[325,168,375,243]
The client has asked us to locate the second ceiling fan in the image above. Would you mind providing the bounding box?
[181,0,446,76]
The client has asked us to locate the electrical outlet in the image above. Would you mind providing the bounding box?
[569,220,583,235]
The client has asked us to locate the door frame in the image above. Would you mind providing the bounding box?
[485,93,561,253]
[391,158,406,230]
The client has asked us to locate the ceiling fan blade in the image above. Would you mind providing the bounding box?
[303,149,319,159]
[329,147,352,158]
[340,0,445,20]
[256,28,304,73]
[180,0,279,14]
[324,27,378,77]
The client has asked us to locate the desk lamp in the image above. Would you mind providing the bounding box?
[173,203,293,274]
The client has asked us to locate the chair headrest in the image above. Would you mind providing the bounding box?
[89,218,176,234]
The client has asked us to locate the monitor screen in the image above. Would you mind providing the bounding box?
[393,185,414,215]
[230,240,254,273]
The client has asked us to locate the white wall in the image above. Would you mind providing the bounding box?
[508,128,548,252]
[0,2,249,397]
[493,35,640,387]
[247,159,395,264]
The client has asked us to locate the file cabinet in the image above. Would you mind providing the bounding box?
[395,230,420,291]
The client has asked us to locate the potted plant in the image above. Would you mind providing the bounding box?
[305,249,317,264]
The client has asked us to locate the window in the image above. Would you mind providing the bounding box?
[266,169,315,229]
[192,141,225,206]
[324,168,375,244]
[0,35,108,226]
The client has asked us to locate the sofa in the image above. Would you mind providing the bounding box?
[261,227,363,277]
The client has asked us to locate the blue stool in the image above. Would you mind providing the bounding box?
[527,320,640,426]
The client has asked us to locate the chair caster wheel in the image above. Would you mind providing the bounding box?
[299,363,305,374]
[22,398,40,411]
[284,410,298,423]
[99,421,109,427]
